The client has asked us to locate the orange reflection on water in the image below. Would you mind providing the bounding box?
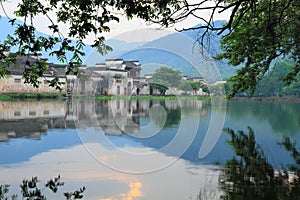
[121,182,142,200]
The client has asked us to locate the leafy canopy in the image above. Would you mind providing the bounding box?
[151,66,182,88]
[215,0,300,97]
[254,60,300,97]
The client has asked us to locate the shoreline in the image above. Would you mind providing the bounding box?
[1,93,300,102]
[0,93,62,100]
[231,97,300,102]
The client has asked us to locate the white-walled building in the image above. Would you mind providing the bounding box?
[74,59,142,95]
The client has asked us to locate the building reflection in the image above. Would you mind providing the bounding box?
[0,99,205,141]
[0,101,67,142]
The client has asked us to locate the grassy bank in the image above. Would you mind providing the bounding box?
[96,95,211,101]
[0,93,62,100]
[0,94,12,100]
[0,93,212,101]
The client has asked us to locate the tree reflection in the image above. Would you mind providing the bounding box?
[219,127,300,200]
[227,102,300,136]
[149,100,181,129]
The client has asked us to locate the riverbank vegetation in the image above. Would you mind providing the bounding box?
[216,60,300,98]
[0,93,61,100]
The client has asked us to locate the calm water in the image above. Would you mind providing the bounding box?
[0,99,299,199]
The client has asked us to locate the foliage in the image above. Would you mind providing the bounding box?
[201,85,209,94]
[219,127,300,200]
[214,0,300,97]
[254,60,292,97]
[178,80,193,92]
[253,60,300,97]
[279,137,300,176]
[190,82,202,91]
[0,175,85,199]
[0,94,12,100]
[0,93,60,100]
[151,66,182,88]
[223,60,300,97]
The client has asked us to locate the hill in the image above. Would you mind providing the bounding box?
[83,39,146,66]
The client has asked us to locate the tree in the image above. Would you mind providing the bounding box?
[151,66,182,88]
[190,82,202,94]
[202,85,210,95]
[252,60,300,97]
[178,80,193,94]
[213,0,300,97]
[179,81,202,94]
[1,0,299,97]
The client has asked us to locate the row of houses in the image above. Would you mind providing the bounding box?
[0,53,209,96]
[0,53,66,94]
[0,53,145,95]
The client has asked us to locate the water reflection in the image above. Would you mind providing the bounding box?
[0,99,206,141]
[0,101,67,141]
[218,127,300,200]
[1,100,300,165]
[0,99,300,199]
[227,101,300,136]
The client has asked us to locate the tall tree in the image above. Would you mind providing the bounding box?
[151,66,182,88]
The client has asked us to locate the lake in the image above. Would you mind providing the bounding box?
[0,98,299,199]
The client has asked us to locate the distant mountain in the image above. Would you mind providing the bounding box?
[83,39,147,66]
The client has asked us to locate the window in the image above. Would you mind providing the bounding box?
[14,111,21,116]
[29,111,36,116]
[43,110,49,115]
[14,78,21,83]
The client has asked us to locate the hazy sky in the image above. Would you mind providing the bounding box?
[0,0,230,43]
